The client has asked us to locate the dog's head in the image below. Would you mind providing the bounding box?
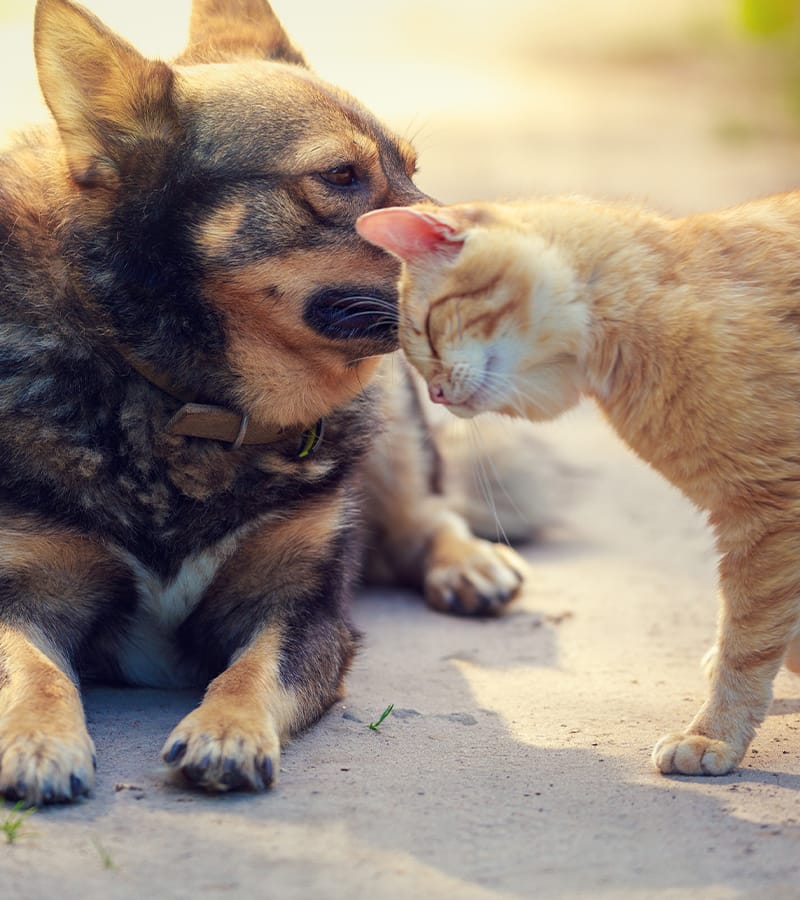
[35,0,426,427]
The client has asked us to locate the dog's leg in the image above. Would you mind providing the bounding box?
[0,520,124,804]
[161,622,328,791]
[653,529,800,775]
[162,492,358,791]
[0,626,95,805]
[363,358,529,615]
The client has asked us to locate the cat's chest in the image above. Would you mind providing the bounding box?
[601,399,726,512]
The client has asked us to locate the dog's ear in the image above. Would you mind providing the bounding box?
[34,0,175,187]
[176,0,307,66]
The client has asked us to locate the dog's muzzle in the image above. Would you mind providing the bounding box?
[303,286,399,352]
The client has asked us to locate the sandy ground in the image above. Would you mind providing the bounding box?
[1,1,800,897]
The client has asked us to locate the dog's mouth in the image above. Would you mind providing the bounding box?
[304,286,400,353]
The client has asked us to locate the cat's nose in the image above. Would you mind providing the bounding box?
[428,380,448,405]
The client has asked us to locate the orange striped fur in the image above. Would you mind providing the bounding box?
[358,195,800,776]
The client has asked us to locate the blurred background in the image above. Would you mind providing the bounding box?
[1,0,799,214]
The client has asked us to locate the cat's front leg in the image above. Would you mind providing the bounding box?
[162,496,358,791]
[653,530,800,775]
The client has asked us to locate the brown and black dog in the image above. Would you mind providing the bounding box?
[0,0,528,805]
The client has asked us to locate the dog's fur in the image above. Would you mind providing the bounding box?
[0,0,529,805]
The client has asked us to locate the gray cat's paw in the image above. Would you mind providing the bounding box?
[425,539,528,616]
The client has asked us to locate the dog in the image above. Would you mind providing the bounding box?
[0,0,529,805]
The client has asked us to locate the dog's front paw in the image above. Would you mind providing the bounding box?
[162,705,279,792]
[425,537,528,616]
[652,732,743,776]
[0,712,95,805]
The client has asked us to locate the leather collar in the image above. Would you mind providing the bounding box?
[119,346,324,454]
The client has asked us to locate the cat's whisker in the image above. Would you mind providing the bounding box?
[476,372,520,408]
[479,370,542,410]
[347,352,385,365]
[472,419,530,541]
[464,420,511,546]
[501,384,544,418]
[480,369,523,390]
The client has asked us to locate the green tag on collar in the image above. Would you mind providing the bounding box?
[297,419,324,458]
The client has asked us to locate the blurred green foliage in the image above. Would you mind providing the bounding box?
[738,0,800,37]
[739,0,800,119]
[740,0,798,35]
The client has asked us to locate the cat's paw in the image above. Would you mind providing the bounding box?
[162,704,279,792]
[425,538,528,616]
[0,712,95,805]
[651,732,743,776]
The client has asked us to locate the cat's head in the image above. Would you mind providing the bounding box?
[356,203,587,421]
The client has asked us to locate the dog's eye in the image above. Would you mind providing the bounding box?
[320,165,361,188]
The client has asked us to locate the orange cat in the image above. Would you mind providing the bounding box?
[357,195,800,776]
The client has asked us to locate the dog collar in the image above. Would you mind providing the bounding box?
[118,345,324,455]
[167,402,325,454]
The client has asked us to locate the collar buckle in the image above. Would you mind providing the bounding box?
[230,412,249,451]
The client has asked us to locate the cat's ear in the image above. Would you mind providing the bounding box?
[356,208,465,264]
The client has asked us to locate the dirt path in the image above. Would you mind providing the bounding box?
[1,2,799,897]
